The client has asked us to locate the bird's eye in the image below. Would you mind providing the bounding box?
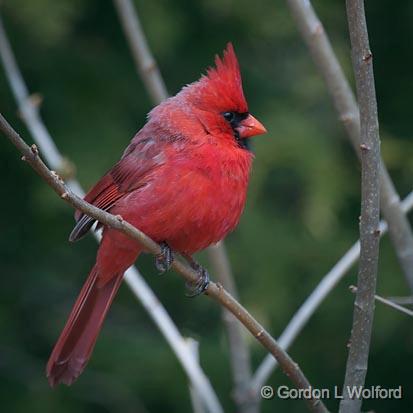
[223,112,235,122]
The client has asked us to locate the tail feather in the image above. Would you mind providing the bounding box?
[46,267,123,387]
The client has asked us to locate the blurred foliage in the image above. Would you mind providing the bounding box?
[1,0,413,412]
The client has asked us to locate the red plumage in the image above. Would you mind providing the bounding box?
[47,43,266,386]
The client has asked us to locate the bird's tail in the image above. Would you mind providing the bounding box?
[46,265,123,387]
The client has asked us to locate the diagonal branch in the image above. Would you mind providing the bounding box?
[340,1,381,411]
[112,0,168,104]
[286,0,413,293]
[387,295,413,306]
[112,1,255,411]
[0,15,223,413]
[251,187,413,390]
[1,112,329,413]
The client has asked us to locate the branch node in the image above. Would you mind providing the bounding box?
[61,192,69,199]
[256,329,264,339]
[373,228,381,236]
[143,60,157,74]
[362,51,373,62]
[28,93,43,109]
[311,23,324,37]
[21,155,26,161]
[339,111,358,124]
[215,282,224,290]
[359,143,370,151]
[30,143,38,154]
[50,170,64,183]
[116,214,124,223]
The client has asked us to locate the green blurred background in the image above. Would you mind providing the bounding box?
[1,0,412,412]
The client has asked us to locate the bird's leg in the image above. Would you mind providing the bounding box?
[155,242,174,274]
[181,253,210,297]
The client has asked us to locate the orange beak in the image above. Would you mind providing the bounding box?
[236,114,267,139]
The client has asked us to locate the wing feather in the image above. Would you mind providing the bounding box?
[70,137,164,242]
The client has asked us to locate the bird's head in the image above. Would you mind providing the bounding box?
[187,43,266,149]
[151,43,266,150]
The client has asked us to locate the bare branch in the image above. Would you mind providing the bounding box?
[0,15,223,413]
[112,2,255,410]
[113,0,168,104]
[286,0,413,293]
[1,113,329,413]
[386,296,413,306]
[340,2,381,411]
[186,339,207,413]
[349,286,413,318]
[252,187,413,389]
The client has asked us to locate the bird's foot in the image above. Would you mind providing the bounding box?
[185,261,210,298]
[155,242,174,274]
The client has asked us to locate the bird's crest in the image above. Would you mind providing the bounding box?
[186,43,248,114]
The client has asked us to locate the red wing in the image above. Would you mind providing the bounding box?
[69,138,164,242]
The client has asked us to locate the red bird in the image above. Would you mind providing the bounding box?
[47,43,266,386]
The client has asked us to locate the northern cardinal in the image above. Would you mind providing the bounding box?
[47,43,266,386]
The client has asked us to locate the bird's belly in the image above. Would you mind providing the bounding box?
[166,191,245,254]
[115,167,249,255]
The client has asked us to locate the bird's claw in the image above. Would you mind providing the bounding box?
[185,263,210,298]
[155,242,174,274]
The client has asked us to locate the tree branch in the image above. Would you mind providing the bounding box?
[1,112,329,413]
[186,339,207,413]
[340,2,381,411]
[251,187,413,390]
[0,15,223,413]
[349,286,413,318]
[286,0,413,293]
[112,2,255,411]
[112,0,168,104]
[386,295,413,306]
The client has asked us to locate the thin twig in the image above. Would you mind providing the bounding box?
[340,2,381,412]
[285,0,413,293]
[1,113,329,413]
[386,296,413,306]
[0,15,223,413]
[251,188,413,389]
[112,2,255,411]
[349,286,413,318]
